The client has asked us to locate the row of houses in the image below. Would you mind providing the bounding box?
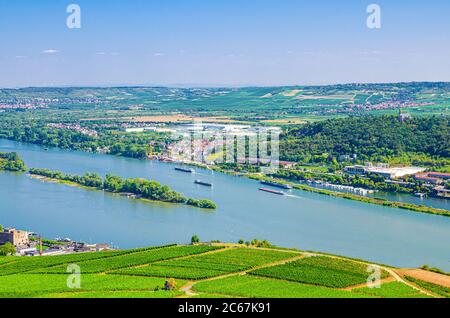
[0,228,111,256]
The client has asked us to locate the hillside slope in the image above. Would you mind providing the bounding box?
[0,244,448,298]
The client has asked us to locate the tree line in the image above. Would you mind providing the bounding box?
[0,119,170,159]
[280,115,450,165]
[28,168,217,209]
[0,152,26,172]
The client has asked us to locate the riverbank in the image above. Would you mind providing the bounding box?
[0,242,448,298]
[6,138,447,215]
[153,158,450,216]
[169,160,449,216]
[244,174,450,217]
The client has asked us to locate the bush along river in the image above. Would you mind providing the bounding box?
[1,139,450,271]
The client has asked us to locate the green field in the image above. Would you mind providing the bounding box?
[250,256,389,288]
[353,282,431,298]
[0,249,139,276]
[0,244,445,298]
[0,274,185,298]
[192,275,367,298]
[405,276,450,298]
[33,245,220,274]
[114,248,299,279]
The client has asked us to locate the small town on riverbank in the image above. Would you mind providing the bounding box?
[0,225,112,257]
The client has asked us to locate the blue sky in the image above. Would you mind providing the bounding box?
[1,0,450,87]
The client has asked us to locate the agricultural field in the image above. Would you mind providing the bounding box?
[0,274,185,298]
[0,244,447,298]
[1,83,449,123]
[352,282,431,298]
[192,275,367,298]
[32,245,221,274]
[250,256,389,288]
[0,248,142,276]
[405,276,450,298]
[114,248,299,279]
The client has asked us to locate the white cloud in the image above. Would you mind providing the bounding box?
[42,49,60,54]
[94,52,120,56]
[153,52,165,57]
[14,55,28,59]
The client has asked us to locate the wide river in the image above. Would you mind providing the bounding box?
[1,139,449,270]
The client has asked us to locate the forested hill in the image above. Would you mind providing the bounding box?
[281,115,450,162]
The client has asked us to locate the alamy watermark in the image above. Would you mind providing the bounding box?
[167,122,281,174]
[366,264,382,288]
[367,4,381,29]
[66,4,81,29]
[66,264,81,289]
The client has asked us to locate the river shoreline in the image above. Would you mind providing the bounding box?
[2,138,450,270]
[2,136,448,216]
[172,162,450,217]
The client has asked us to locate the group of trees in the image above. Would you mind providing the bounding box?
[0,223,15,256]
[0,152,26,172]
[0,243,16,256]
[29,168,103,188]
[29,168,216,209]
[103,174,187,204]
[280,115,450,165]
[0,119,170,160]
[105,174,216,208]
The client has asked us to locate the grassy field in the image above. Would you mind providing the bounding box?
[192,275,366,298]
[405,276,450,298]
[33,245,220,274]
[114,248,299,279]
[0,244,447,298]
[250,256,389,288]
[353,282,431,298]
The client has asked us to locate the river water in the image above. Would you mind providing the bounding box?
[0,139,449,270]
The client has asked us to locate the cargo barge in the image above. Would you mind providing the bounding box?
[174,167,195,173]
[260,180,292,189]
[259,188,285,195]
[194,180,213,187]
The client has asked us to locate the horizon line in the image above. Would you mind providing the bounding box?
[2,80,450,90]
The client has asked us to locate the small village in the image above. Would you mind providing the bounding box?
[0,226,112,257]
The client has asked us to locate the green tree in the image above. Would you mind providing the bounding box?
[0,243,16,256]
[191,235,200,244]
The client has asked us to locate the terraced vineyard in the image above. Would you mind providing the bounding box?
[0,249,143,276]
[0,274,185,298]
[0,244,447,298]
[192,275,365,298]
[250,256,389,288]
[353,282,431,298]
[114,248,299,279]
[33,245,220,274]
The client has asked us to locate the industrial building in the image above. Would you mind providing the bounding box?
[344,164,425,179]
